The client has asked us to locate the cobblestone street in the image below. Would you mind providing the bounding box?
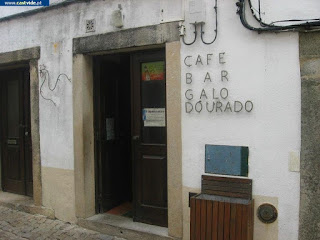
[0,206,122,240]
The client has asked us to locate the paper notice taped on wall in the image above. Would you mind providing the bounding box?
[142,108,166,127]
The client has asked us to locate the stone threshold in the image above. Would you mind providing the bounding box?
[0,191,55,219]
[78,213,179,240]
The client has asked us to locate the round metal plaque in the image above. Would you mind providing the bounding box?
[257,203,278,224]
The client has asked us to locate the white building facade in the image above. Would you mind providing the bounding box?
[0,0,319,239]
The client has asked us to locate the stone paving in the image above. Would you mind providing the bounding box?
[0,206,124,240]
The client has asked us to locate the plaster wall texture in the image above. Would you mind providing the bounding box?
[42,166,76,222]
[0,0,183,170]
[0,0,314,239]
[299,32,320,240]
[181,0,301,239]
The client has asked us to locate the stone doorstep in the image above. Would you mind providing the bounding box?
[0,191,55,220]
[78,214,179,240]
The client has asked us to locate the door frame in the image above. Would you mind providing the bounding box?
[72,22,183,239]
[0,47,42,206]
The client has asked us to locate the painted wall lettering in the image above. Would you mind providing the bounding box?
[184,53,226,67]
[186,73,192,84]
[184,52,254,114]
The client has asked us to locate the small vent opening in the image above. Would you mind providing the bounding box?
[86,19,96,33]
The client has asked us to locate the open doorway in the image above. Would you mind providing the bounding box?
[0,68,33,197]
[94,54,133,216]
[94,50,168,227]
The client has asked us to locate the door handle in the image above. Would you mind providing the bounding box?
[132,135,140,141]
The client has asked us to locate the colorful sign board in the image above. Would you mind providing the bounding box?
[141,61,165,81]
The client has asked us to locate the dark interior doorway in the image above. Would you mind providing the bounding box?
[0,68,33,197]
[94,54,132,214]
[94,50,168,227]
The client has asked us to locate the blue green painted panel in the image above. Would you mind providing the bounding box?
[205,145,249,176]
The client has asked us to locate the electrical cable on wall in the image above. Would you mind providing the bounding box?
[200,0,218,45]
[181,23,198,45]
[181,0,218,45]
[39,65,71,106]
[237,0,320,32]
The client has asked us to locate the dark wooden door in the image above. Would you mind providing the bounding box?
[0,69,33,196]
[132,50,168,227]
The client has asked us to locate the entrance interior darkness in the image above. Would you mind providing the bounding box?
[94,54,133,215]
[0,68,33,197]
[94,50,168,227]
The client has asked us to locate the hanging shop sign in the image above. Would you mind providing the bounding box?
[184,52,254,114]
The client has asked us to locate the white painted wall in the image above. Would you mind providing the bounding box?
[0,0,317,238]
[182,0,302,239]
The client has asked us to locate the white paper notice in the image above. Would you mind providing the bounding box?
[142,108,166,127]
[106,118,115,140]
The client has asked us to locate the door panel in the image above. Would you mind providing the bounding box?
[7,146,21,180]
[7,78,20,138]
[132,50,168,227]
[0,69,33,196]
[141,154,167,206]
